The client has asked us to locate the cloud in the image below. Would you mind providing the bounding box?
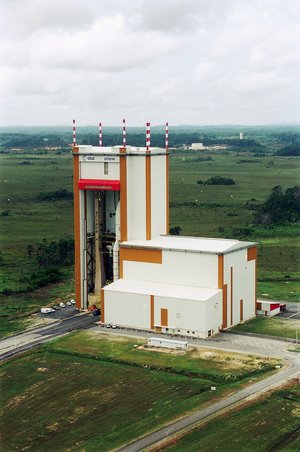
[0,0,299,125]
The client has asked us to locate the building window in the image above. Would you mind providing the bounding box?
[104,162,109,175]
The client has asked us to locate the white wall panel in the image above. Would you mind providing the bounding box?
[127,157,146,240]
[105,291,150,329]
[123,251,218,288]
[80,162,119,180]
[151,155,166,237]
[224,249,256,326]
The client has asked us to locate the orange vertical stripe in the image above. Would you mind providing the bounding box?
[120,148,127,242]
[247,246,257,261]
[73,147,81,309]
[230,266,233,326]
[146,153,151,240]
[166,153,169,234]
[161,308,168,327]
[150,295,154,329]
[240,299,243,322]
[218,255,224,289]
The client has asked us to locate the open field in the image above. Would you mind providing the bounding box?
[160,381,300,452]
[0,148,299,335]
[232,316,300,340]
[0,332,282,451]
[48,331,281,381]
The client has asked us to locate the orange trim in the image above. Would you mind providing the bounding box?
[247,246,257,261]
[120,247,162,278]
[150,295,154,330]
[218,255,224,289]
[146,154,151,240]
[256,302,262,310]
[230,266,233,325]
[73,147,81,309]
[240,299,243,322]
[222,284,228,328]
[120,148,127,242]
[161,308,168,327]
[166,154,169,234]
[101,289,105,323]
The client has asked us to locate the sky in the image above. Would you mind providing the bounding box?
[0,0,299,127]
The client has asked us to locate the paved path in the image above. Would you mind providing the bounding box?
[0,313,97,361]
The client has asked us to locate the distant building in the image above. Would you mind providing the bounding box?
[190,142,205,150]
[239,132,244,140]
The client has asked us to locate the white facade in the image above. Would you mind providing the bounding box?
[73,143,257,338]
[190,143,205,150]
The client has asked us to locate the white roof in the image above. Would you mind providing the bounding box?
[76,145,166,155]
[121,235,256,254]
[104,279,221,302]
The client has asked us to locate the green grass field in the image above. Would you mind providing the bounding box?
[232,316,299,340]
[0,149,299,336]
[0,332,282,451]
[162,382,300,452]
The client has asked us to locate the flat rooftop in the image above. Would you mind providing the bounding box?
[104,279,221,302]
[74,145,166,155]
[121,235,256,254]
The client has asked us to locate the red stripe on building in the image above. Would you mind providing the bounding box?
[78,179,120,190]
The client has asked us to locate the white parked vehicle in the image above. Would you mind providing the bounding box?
[112,324,117,329]
[60,302,66,308]
[41,308,55,314]
[66,301,72,306]
[70,299,76,305]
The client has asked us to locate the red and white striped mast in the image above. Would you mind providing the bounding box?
[72,119,76,147]
[146,122,151,151]
[165,121,169,151]
[122,118,126,149]
[99,122,102,146]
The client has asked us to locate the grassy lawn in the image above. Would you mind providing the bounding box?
[48,331,281,382]
[162,382,300,452]
[0,333,282,451]
[232,316,299,340]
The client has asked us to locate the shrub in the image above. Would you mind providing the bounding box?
[204,176,235,185]
[197,180,203,184]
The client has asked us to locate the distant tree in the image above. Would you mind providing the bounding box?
[255,185,300,224]
[275,145,300,156]
[204,176,235,185]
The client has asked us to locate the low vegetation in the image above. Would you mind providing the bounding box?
[0,332,282,451]
[161,381,300,451]
[232,316,299,340]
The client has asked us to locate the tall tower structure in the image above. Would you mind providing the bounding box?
[72,144,169,309]
[72,121,257,338]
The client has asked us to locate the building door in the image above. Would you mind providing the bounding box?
[161,308,168,327]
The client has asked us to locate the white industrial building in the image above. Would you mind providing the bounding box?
[189,142,205,150]
[73,142,257,338]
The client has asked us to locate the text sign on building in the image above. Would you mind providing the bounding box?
[80,155,120,163]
